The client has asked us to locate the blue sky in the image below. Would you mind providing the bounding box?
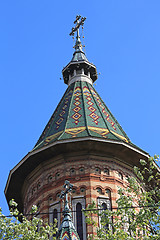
[0,0,160,215]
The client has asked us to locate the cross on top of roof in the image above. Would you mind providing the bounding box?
[69,15,86,51]
[69,15,86,37]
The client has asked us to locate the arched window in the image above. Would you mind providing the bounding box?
[49,202,60,228]
[70,168,76,176]
[79,167,85,174]
[48,175,53,183]
[72,197,86,240]
[105,189,111,198]
[48,196,53,203]
[56,192,60,199]
[72,188,76,194]
[118,172,123,180]
[97,187,103,194]
[98,197,112,231]
[55,172,60,180]
[37,182,41,189]
[95,167,101,174]
[102,202,107,210]
[80,187,86,193]
[104,168,109,175]
[126,175,129,182]
[102,203,109,230]
[32,187,36,195]
[76,203,83,240]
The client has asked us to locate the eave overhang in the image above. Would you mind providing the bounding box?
[5,137,149,213]
[62,60,97,84]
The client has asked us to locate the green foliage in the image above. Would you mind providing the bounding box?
[0,200,57,239]
[84,155,160,240]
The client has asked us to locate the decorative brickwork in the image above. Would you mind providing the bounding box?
[5,23,149,240]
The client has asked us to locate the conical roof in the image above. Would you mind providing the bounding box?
[32,18,131,152]
[33,80,130,151]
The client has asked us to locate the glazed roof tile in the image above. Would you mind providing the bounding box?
[33,81,131,151]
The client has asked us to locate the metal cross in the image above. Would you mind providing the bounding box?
[69,15,86,36]
[59,180,73,203]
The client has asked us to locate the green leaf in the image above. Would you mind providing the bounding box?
[148,175,154,182]
[140,159,147,165]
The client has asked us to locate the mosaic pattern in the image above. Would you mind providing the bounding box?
[71,87,82,125]
[72,232,79,240]
[45,131,63,144]
[65,127,86,138]
[83,86,91,96]
[90,88,117,130]
[56,89,73,130]
[89,112,99,124]
[88,126,109,138]
[83,86,101,125]
[61,232,70,240]
[33,81,130,151]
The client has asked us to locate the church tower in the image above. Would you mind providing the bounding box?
[5,16,149,239]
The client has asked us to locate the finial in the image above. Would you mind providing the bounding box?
[69,15,86,51]
[59,180,73,218]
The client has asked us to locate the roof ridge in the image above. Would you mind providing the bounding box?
[34,87,69,147]
[81,81,91,137]
[57,83,77,140]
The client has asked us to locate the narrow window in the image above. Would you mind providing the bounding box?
[48,175,53,183]
[53,209,58,226]
[52,209,58,237]
[118,172,123,180]
[37,182,41,189]
[104,168,109,175]
[76,203,83,240]
[72,188,76,193]
[80,187,85,193]
[70,168,76,176]
[49,203,60,229]
[102,203,109,230]
[72,198,86,240]
[79,167,85,174]
[95,167,101,174]
[55,172,60,180]
[49,196,53,203]
[97,187,102,194]
[98,198,112,231]
[32,187,36,195]
[56,192,60,199]
[105,189,111,198]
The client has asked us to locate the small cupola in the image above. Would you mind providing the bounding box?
[62,15,97,85]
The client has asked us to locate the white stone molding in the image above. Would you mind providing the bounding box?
[68,74,93,86]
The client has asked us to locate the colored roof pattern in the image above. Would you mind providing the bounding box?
[33,81,131,151]
[57,215,80,240]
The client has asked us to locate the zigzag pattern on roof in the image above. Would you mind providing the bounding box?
[33,81,130,151]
